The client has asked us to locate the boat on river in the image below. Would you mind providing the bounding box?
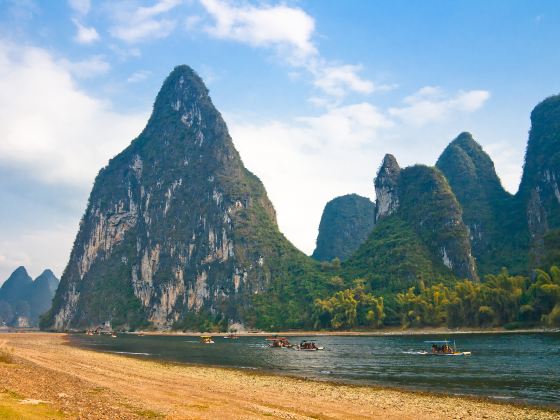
[266,337,292,348]
[295,340,324,351]
[422,340,471,356]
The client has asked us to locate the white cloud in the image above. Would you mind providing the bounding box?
[297,103,392,147]
[0,42,147,186]
[59,55,111,78]
[68,0,91,15]
[127,69,151,83]
[389,86,490,126]
[198,0,376,99]
[0,41,146,279]
[311,63,375,98]
[108,0,182,43]
[200,0,316,61]
[72,18,100,44]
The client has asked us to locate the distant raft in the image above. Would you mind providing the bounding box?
[200,335,215,344]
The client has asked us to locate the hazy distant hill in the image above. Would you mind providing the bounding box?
[0,267,59,327]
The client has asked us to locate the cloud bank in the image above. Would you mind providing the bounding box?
[0,41,147,280]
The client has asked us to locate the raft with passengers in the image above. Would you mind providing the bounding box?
[422,340,471,356]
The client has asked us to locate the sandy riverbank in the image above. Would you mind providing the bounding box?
[0,333,558,419]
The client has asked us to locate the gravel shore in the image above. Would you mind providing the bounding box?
[0,332,558,419]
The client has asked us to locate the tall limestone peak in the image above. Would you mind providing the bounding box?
[312,194,376,262]
[143,65,223,142]
[436,132,525,273]
[45,66,304,331]
[398,165,478,281]
[518,94,560,256]
[438,132,499,182]
[438,132,506,195]
[374,154,401,221]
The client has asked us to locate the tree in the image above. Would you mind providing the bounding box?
[313,279,385,329]
[397,284,450,327]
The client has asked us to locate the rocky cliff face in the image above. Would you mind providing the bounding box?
[0,267,59,327]
[45,66,308,331]
[436,132,527,273]
[518,94,560,264]
[312,194,375,262]
[374,154,401,221]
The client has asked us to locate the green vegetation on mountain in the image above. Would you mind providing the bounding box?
[38,66,560,332]
[343,216,451,292]
[398,165,477,280]
[312,194,376,262]
[436,133,528,274]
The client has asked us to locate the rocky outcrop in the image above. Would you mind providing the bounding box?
[312,194,376,262]
[45,65,308,331]
[374,154,401,221]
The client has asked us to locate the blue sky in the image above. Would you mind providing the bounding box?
[1,0,559,282]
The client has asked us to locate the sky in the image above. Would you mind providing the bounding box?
[1,0,560,282]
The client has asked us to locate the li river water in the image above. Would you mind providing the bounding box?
[70,332,560,407]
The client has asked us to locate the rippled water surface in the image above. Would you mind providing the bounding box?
[70,332,560,407]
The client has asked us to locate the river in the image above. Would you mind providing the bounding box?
[70,332,560,407]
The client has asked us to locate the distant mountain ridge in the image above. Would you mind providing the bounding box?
[0,267,59,327]
[321,95,560,291]
[36,65,560,331]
